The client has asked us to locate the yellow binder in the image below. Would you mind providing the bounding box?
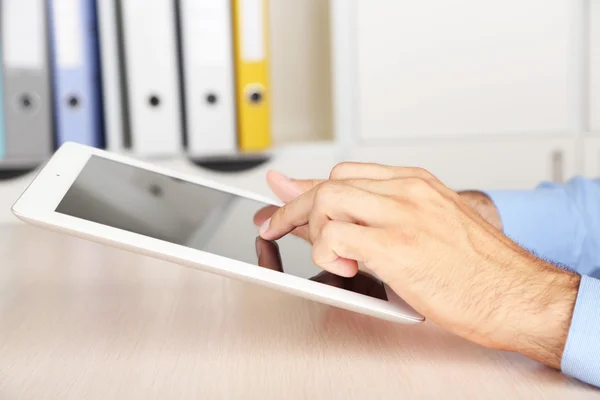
[232,0,271,152]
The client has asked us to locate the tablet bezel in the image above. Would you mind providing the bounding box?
[12,142,424,324]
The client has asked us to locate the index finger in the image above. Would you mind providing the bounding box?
[259,179,393,242]
[259,183,319,241]
[266,170,323,202]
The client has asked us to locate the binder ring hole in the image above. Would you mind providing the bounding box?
[14,92,40,114]
[249,91,262,104]
[244,84,265,105]
[67,96,80,108]
[20,94,33,110]
[206,93,218,105]
[148,184,163,197]
[149,95,161,107]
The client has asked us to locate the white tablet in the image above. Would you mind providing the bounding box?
[11,142,424,324]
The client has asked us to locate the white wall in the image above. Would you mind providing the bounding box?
[269,0,333,145]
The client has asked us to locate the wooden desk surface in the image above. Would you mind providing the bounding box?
[0,152,597,398]
[0,223,597,399]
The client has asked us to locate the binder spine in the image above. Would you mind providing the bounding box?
[119,0,183,157]
[232,0,271,152]
[50,0,104,147]
[180,0,237,158]
[2,0,54,161]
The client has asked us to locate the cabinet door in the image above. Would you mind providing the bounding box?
[583,138,600,178]
[589,1,600,132]
[355,0,579,141]
[344,138,578,191]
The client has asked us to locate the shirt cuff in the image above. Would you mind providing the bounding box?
[484,187,585,269]
[561,275,600,388]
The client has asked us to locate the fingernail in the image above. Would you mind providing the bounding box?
[259,218,271,236]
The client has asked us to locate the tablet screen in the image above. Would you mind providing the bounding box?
[55,155,388,301]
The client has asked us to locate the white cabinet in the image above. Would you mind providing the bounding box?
[329,0,589,190]
[589,1,600,132]
[583,138,600,178]
[345,138,578,191]
[350,0,580,141]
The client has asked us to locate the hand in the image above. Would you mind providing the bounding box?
[253,170,503,238]
[256,162,580,370]
[253,170,322,242]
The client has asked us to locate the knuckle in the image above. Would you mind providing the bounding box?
[311,244,325,267]
[310,238,330,265]
[389,198,408,217]
[410,167,435,179]
[329,162,355,180]
[272,205,286,223]
[403,177,433,196]
[272,203,295,227]
[320,221,337,244]
[314,181,340,208]
[308,216,320,243]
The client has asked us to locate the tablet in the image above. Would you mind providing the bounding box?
[11,142,424,324]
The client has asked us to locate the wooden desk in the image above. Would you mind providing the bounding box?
[0,223,597,399]
[0,151,597,399]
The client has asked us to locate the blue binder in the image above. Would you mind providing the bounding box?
[49,0,104,148]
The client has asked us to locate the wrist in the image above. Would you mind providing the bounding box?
[485,257,580,369]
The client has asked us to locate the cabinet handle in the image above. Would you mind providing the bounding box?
[551,150,564,183]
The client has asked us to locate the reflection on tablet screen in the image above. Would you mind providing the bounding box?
[55,155,388,301]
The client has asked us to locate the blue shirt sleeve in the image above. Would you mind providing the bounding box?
[485,177,600,274]
[484,177,600,388]
[562,275,600,388]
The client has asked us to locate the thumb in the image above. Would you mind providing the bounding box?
[266,170,323,202]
